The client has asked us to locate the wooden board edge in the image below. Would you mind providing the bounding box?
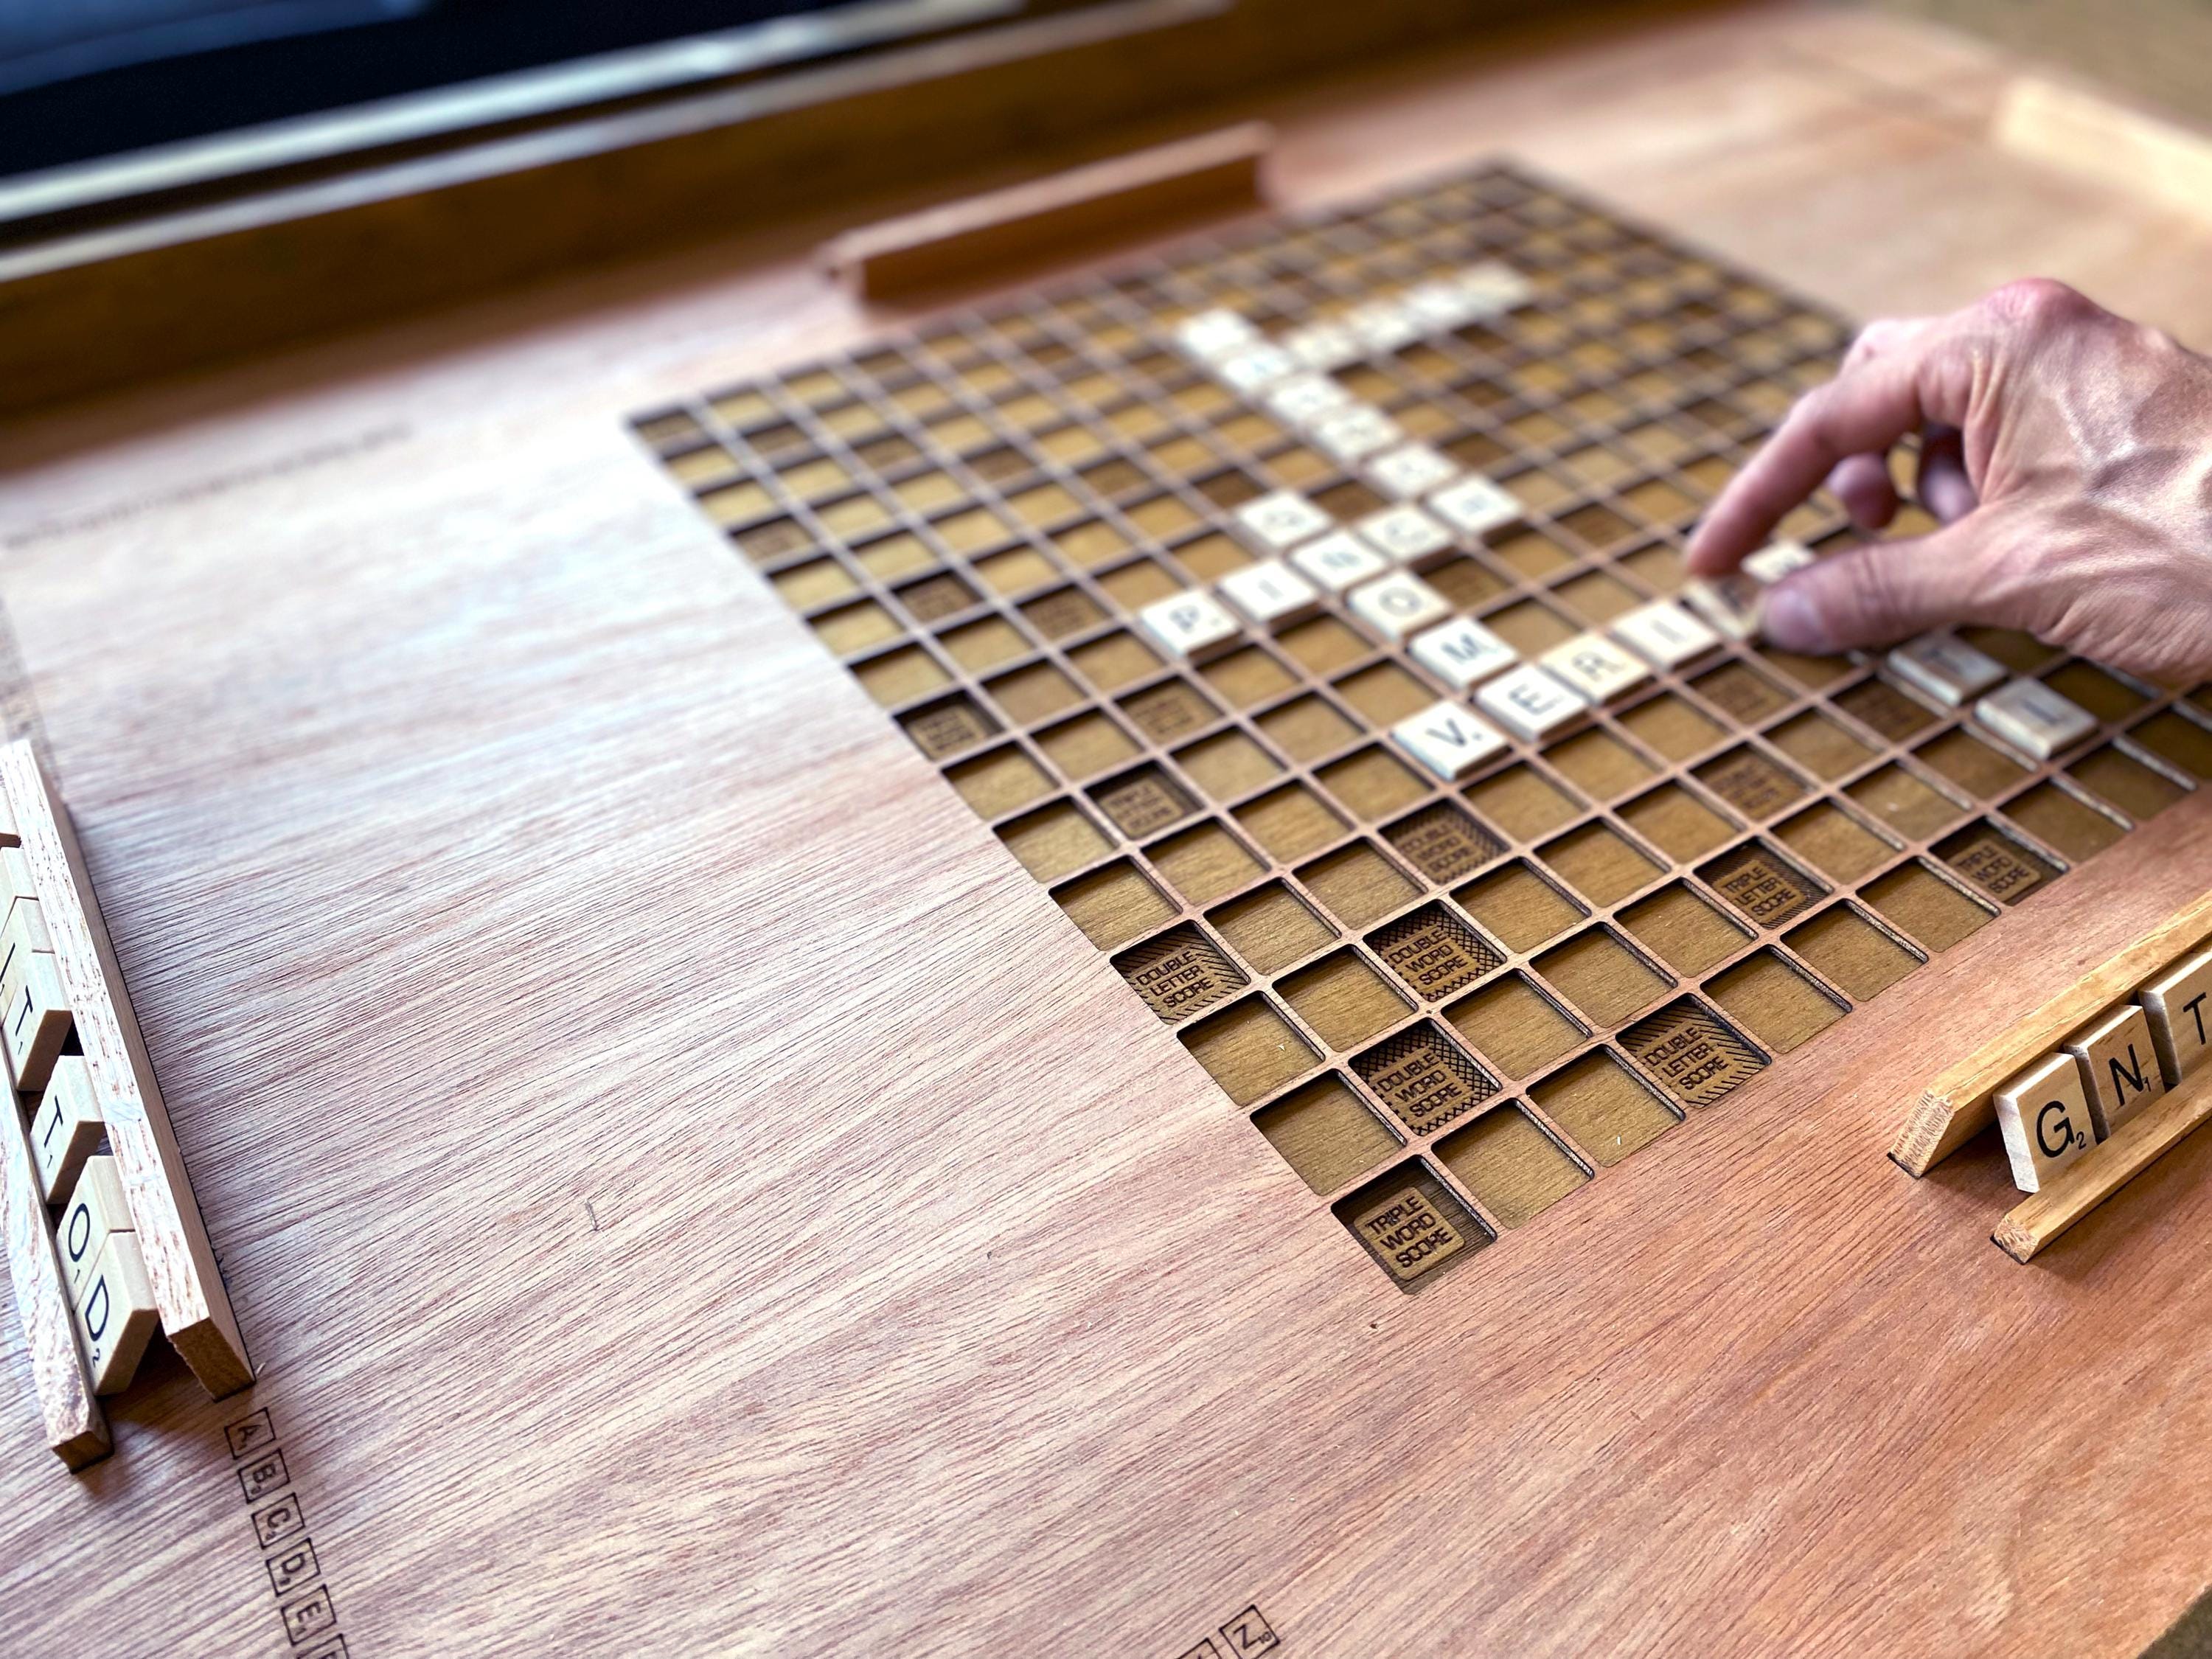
[0,742,252,1397]
[1893,888,2212,1177]
[0,1043,109,1470]
[1994,1067,2212,1262]
[821,121,1270,298]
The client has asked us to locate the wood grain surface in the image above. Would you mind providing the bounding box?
[4,7,2212,1655]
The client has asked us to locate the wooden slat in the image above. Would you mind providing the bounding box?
[0,1048,107,1470]
[1995,1064,2212,1262]
[821,122,1270,298]
[0,743,251,1397]
[1891,889,2212,1176]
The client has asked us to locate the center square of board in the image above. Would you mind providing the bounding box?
[634,160,2212,1291]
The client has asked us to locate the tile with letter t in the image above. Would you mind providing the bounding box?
[2062,1003,2171,1138]
[27,1054,101,1206]
[2140,946,2212,1083]
[1994,1051,2096,1193]
[1391,702,1506,782]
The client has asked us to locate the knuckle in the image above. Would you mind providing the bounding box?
[1846,318,1905,367]
[1981,276,2095,335]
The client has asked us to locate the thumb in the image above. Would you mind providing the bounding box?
[1762,520,2011,653]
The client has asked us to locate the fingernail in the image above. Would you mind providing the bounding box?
[1763,583,1833,652]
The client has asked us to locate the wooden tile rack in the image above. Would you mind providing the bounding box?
[0,740,251,1470]
[634,159,2212,1290]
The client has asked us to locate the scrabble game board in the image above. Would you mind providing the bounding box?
[633,161,2212,1290]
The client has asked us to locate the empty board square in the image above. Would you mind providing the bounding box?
[1369,904,1506,1001]
[999,800,1111,881]
[1254,1075,1403,1194]
[1618,782,1739,862]
[1847,763,1967,841]
[1436,1106,1588,1228]
[1384,801,1507,885]
[1120,679,1222,744]
[1446,973,1588,1080]
[1767,709,1875,782]
[1531,1050,1679,1166]
[901,694,1001,761]
[939,616,1033,674]
[2132,710,2212,780]
[1914,727,2031,800]
[1619,882,1751,977]
[898,571,983,625]
[1481,598,1580,656]
[1116,924,1251,1023]
[1335,1163,1490,1287]
[1334,663,1434,726]
[1832,676,1939,743]
[1619,996,1767,1108]
[1960,625,2059,675]
[1174,731,1284,801]
[1202,646,1301,709]
[1785,905,1922,1003]
[1237,784,1350,862]
[1149,821,1265,906]
[1279,616,1373,675]
[1617,692,1727,762]
[1255,694,1364,767]
[1545,729,1658,801]
[1069,630,1165,693]
[1318,747,1431,821]
[1758,647,1854,692]
[2070,745,2188,821]
[1936,821,2060,905]
[1054,860,1178,950]
[1700,841,1829,930]
[1860,860,1996,954]
[1534,928,1670,1028]
[1036,711,1140,779]
[2006,782,2126,862]
[1775,802,1896,886]
[1696,745,1809,821]
[1354,1021,1500,1135]
[1551,570,1644,625]
[773,557,859,610]
[1540,822,1665,908]
[1021,585,1109,641]
[946,745,1055,818]
[1691,661,1792,725]
[1182,995,1321,1105]
[1097,559,1183,611]
[2045,661,2148,724]
[1708,949,1846,1052]
[1281,950,1413,1049]
[1455,860,1587,954]
[1091,765,1200,839]
[986,661,1086,726]
[1464,765,1584,842]
[1298,840,1419,931]
[852,532,937,583]
[1212,882,1337,975]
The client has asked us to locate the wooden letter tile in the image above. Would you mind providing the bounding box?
[0,908,70,1095]
[1234,489,1332,552]
[1888,633,2006,707]
[1476,664,1589,742]
[1312,405,1402,463]
[1538,633,1651,704]
[1427,476,1525,540]
[71,1231,160,1396]
[1137,591,1241,661]
[2141,946,2212,1083]
[1390,702,1507,782]
[1741,539,1815,582]
[1364,442,1461,501]
[1993,1051,2096,1193]
[1290,531,1391,594]
[1173,308,1260,363]
[1347,571,1451,642]
[1355,504,1455,566]
[1975,678,2098,760]
[27,1055,101,1207]
[1609,599,1719,669]
[2064,1003,2170,1137]
[1410,616,1517,690]
[1218,560,1321,629]
[1682,574,1765,641]
[56,1154,131,1301]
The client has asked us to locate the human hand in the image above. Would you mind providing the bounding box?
[1686,279,2212,685]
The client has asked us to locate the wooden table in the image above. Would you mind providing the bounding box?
[4,6,2211,1652]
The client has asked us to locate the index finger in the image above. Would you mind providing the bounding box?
[1686,315,1969,575]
